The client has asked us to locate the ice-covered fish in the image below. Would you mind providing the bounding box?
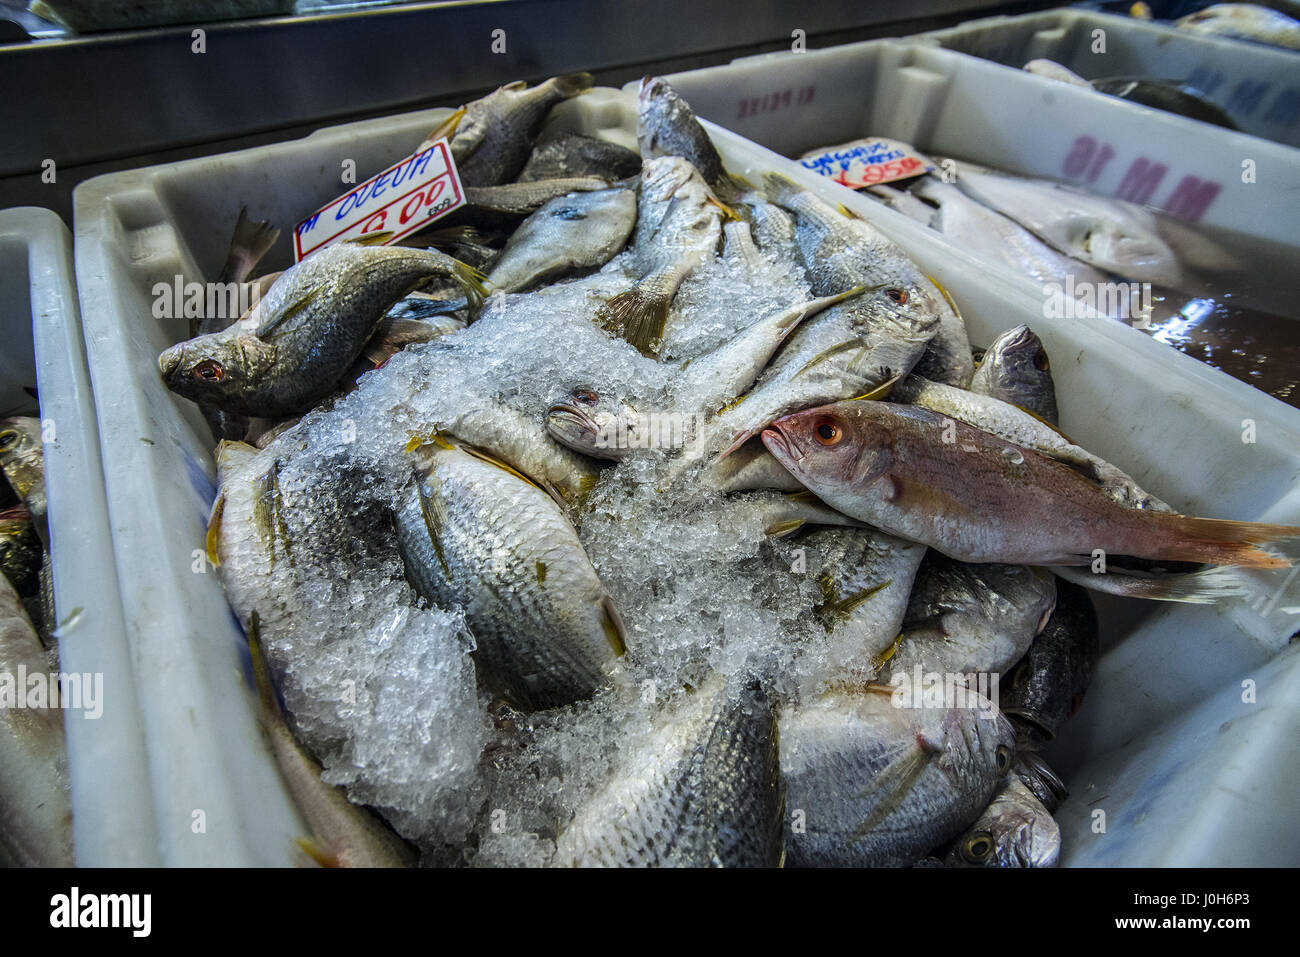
[762,400,1300,569]
[159,243,486,419]
[463,177,611,217]
[0,573,73,867]
[486,187,637,294]
[395,437,626,710]
[943,777,1060,868]
[637,76,743,200]
[780,683,1014,867]
[969,325,1060,425]
[553,679,783,867]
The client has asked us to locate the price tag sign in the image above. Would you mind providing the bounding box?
[798,138,934,189]
[294,138,465,261]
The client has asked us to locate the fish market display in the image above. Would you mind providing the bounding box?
[1022,59,1240,130]
[138,74,1296,871]
[1176,3,1300,48]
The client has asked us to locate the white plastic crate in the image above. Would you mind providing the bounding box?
[74,83,1300,866]
[917,9,1300,148]
[0,206,154,866]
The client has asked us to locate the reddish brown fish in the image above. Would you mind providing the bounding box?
[761,400,1299,569]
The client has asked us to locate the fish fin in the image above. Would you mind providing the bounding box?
[793,338,862,378]
[600,596,628,657]
[818,580,892,620]
[452,440,555,500]
[761,172,801,205]
[765,518,805,539]
[924,273,962,321]
[224,206,281,282]
[295,836,340,868]
[422,107,466,145]
[848,737,937,843]
[245,611,287,732]
[848,372,902,402]
[413,469,453,579]
[705,193,741,221]
[1143,515,1300,569]
[872,632,905,669]
[205,492,225,568]
[1048,563,1254,603]
[254,286,322,339]
[448,260,490,311]
[362,317,444,366]
[595,286,671,357]
[344,231,396,247]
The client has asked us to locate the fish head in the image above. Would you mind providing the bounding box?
[636,76,691,158]
[762,401,891,489]
[640,156,699,204]
[948,783,1059,867]
[0,417,42,470]
[850,282,945,348]
[546,387,637,459]
[983,324,1049,383]
[158,332,276,405]
[1066,216,1182,286]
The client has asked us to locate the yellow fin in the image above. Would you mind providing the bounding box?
[205,492,225,568]
[765,518,805,539]
[872,632,905,668]
[295,836,340,868]
[848,372,903,401]
[601,596,628,657]
[344,231,396,247]
[924,273,962,319]
[423,107,466,145]
[255,286,322,338]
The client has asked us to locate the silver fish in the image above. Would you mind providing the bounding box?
[0,418,46,548]
[944,777,1060,868]
[969,324,1060,425]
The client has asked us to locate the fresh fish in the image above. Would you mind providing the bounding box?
[421,225,503,272]
[1177,3,1300,49]
[0,573,73,867]
[463,177,611,217]
[357,311,466,369]
[803,527,927,674]
[943,778,1060,868]
[887,555,1057,678]
[159,243,486,419]
[1001,578,1099,749]
[597,158,725,355]
[969,325,1060,424]
[1022,59,1092,87]
[446,74,595,187]
[246,612,416,868]
[0,417,46,548]
[517,131,642,183]
[546,386,641,462]
[743,489,866,538]
[909,177,1114,303]
[486,187,637,293]
[637,76,743,200]
[0,506,41,596]
[552,679,784,867]
[865,183,940,224]
[741,197,798,252]
[909,285,974,388]
[891,374,1168,511]
[1090,77,1240,130]
[780,684,1015,867]
[427,397,604,508]
[761,399,1300,569]
[952,167,1187,287]
[394,437,626,710]
[197,206,281,338]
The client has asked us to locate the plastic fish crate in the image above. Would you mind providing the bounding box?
[74,82,1300,866]
[914,9,1300,149]
[0,207,152,866]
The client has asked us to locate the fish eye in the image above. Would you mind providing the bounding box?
[996,744,1013,774]
[193,359,224,382]
[961,833,995,864]
[573,389,599,407]
[1034,348,1050,372]
[885,288,908,305]
[814,419,842,446]
[0,430,17,450]
[552,206,585,221]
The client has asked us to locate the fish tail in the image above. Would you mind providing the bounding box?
[596,284,671,356]
[1135,514,1300,569]
[1048,564,1253,604]
[225,207,281,282]
[449,260,490,310]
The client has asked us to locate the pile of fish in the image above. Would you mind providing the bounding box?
[146,75,1298,868]
[0,414,74,866]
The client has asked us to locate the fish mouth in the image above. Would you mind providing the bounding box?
[547,403,599,437]
[158,346,184,381]
[760,426,796,464]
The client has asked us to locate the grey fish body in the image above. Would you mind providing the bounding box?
[553,680,784,867]
[637,76,737,199]
[487,187,637,293]
[1001,577,1099,749]
[944,777,1060,867]
[0,574,73,867]
[910,288,974,388]
[518,131,642,183]
[969,324,1060,424]
[1177,3,1300,49]
[886,554,1057,678]
[804,526,927,674]
[395,440,626,711]
[450,74,595,187]
[159,244,482,419]
[1013,750,1068,812]
[463,177,611,217]
[0,507,41,596]
[1090,77,1240,130]
[780,685,1014,867]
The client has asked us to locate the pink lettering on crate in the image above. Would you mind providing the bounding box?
[736,86,815,120]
